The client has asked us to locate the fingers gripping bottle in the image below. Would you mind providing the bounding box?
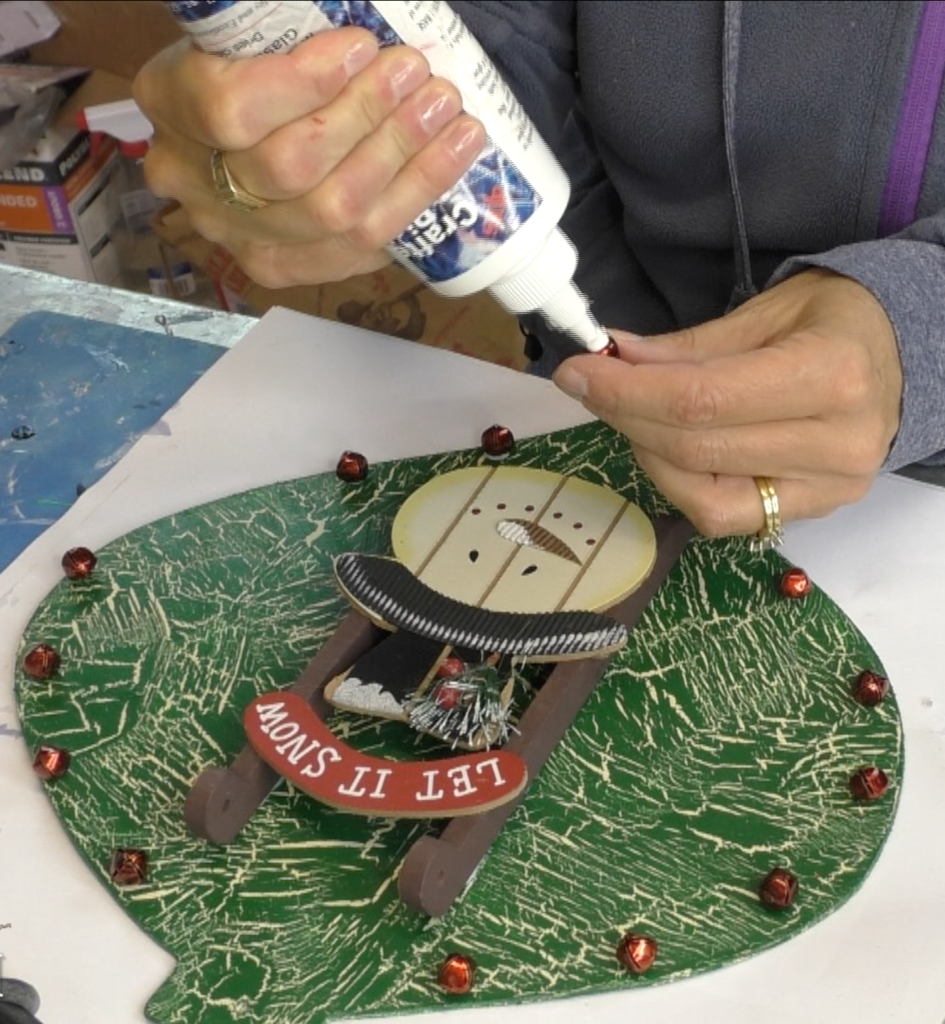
[163,0,611,352]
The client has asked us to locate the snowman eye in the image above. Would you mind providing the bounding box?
[521,565,538,576]
[469,549,479,563]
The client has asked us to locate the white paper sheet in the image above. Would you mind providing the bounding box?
[1,308,943,1024]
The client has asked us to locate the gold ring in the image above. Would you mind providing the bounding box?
[751,476,784,552]
[209,148,269,212]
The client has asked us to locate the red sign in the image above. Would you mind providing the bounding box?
[245,692,528,818]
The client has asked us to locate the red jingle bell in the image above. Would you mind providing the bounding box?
[437,952,476,994]
[61,546,97,579]
[600,336,620,358]
[849,766,889,802]
[23,643,61,680]
[759,867,798,909]
[110,848,149,886]
[481,424,514,459]
[851,670,890,707]
[779,567,813,599]
[434,682,464,710]
[336,450,369,483]
[32,745,71,780]
[436,655,466,679]
[616,931,658,974]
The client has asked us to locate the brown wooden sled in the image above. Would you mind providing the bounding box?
[184,515,692,916]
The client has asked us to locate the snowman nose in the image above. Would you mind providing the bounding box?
[495,519,581,564]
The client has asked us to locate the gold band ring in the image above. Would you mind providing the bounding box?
[209,148,269,212]
[750,476,784,552]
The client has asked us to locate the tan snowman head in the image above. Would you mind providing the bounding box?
[390,466,657,615]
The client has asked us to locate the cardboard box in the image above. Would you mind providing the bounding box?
[0,90,123,284]
[28,2,183,80]
[155,203,527,369]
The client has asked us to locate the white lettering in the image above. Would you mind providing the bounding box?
[275,734,320,766]
[475,756,506,787]
[0,195,39,209]
[58,136,90,180]
[268,721,299,743]
[422,222,447,246]
[412,209,437,229]
[370,768,392,800]
[415,769,445,802]
[300,745,342,779]
[337,765,372,798]
[446,763,477,798]
[255,701,288,730]
[451,200,478,228]
[0,167,44,184]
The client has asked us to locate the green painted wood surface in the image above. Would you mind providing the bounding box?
[15,421,901,1023]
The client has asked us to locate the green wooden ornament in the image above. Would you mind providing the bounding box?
[16,422,901,1024]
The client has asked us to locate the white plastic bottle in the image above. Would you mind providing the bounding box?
[113,138,220,306]
[80,101,218,306]
[162,0,611,352]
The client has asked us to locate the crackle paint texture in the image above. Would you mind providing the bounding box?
[15,421,902,1024]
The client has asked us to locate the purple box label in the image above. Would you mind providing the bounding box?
[44,188,73,234]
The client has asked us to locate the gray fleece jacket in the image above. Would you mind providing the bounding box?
[451,0,945,470]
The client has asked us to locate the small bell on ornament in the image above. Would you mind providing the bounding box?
[851,670,889,707]
[616,931,658,974]
[437,951,476,994]
[62,546,98,579]
[759,867,798,909]
[481,424,514,459]
[336,450,369,482]
[23,644,61,680]
[849,766,889,802]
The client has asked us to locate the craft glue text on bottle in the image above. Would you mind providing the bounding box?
[162,0,610,352]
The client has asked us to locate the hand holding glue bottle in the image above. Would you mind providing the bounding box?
[161,0,614,354]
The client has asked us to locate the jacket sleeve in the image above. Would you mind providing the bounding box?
[450,1,579,160]
[768,211,945,471]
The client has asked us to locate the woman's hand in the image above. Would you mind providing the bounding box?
[132,28,485,287]
[552,269,903,538]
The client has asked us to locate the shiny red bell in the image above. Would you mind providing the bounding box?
[759,867,798,909]
[616,932,658,974]
[779,567,813,599]
[434,682,464,710]
[23,644,61,680]
[62,546,97,579]
[336,450,368,482]
[436,655,466,679]
[437,952,476,994]
[849,766,889,802]
[32,745,71,780]
[600,336,620,358]
[481,424,514,458]
[110,848,149,886]
[851,670,889,707]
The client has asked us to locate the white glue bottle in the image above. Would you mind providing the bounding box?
[162,0,612,353]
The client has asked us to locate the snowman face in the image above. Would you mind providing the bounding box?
[390,466,656,614]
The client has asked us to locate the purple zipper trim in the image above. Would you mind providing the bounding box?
[878,0,945,235]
